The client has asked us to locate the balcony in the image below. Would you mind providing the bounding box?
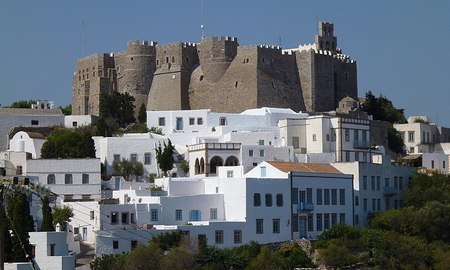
[383,186,398,196]
[188,143,241,151]
[353,140,372,149]
[297,202,314,213]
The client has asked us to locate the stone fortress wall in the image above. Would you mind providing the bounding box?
[72,22,357,116]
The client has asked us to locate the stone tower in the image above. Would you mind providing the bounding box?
[197,36,238,83]
[72,53,116,115]
[315,22,337,52]
[115,40,156,113]
[147,42,199,111]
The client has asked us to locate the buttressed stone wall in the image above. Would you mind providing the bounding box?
[72,22,357,116]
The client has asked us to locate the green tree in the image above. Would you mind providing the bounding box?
[40,196,55,232]
[161,246,197,270]
[149,126,164,135]
[276,242,315,269]
[7,100,35,108]
[150,230,183,251]
[99,91,135,128]
[248,246,284,270]
[90,253,126,270]
[318,242,358,269]
[362,91,406,154]
[58,104,72,115]
[122,243,163,270]
[155,140,175,177]
[52,205,74,231]
[138,103,147,124]
[6,191,35,262]
[180,160,189,176]
[112,159,144,181]
[41,129,96,159]
[403,172,450,207]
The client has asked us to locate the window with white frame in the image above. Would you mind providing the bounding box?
[272,218,280,234]
[151,209,158,221]
[292,136,299,149]
[189,118,195,125]
[197,117,203,125]
[215,230,224,244]
[345,129,350,142]
[65,174,73,184]
[175,209,182,221]
[248,149,254,157]
[234,230,242,244]
[210,208,217,220]
[47,174,55,185]
[144,153,151,165]
[408,131,414,142]
[226,170,234,178]
[113,154,121,162]
[219,117,227,126]
[158,117,166,126]
[256,219,264,234]
[130,153,138,162]
[82,174,89,184]
[259,149,265,157]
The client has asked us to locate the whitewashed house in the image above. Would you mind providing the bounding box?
[332,156,415,226]
[8,131,46,159]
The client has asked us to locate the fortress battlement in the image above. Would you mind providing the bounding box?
[127,40,157,47]
[203,36,238,42]
[158,41,197,49]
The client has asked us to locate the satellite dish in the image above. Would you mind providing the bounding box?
[126,197,131,203]
[138,198,142,203]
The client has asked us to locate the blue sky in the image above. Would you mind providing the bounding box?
[1,1,449,125]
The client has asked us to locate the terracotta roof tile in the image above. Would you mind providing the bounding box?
[268,161,343,174]
[0,108,63,115]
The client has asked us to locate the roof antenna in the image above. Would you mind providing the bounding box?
[200,0,205,39]
[81,21,85,57]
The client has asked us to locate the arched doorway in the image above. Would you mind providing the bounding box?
[209,156,223,175]
[200,158,205,174]
[225,156,239,166]
[195,158,200,175]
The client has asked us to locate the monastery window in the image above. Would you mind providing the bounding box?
[151,209,158,221]
[79,75,81,81]
[259,149,265,157]
[47,174,55,185]
[158,117,166,126]
[317,189,322,205]
[130,153,138,162]
[111,212,118,224]
[171,56,175,63]
[31,120,39,125]
[82,174,89,184]
[326,134,330,141]
[50,244,55,256]
[316,213,322,231]
[363,176,367,190]
[156,59,160,65]
[312,134,317,141]
[113,241,119,249]
[258,140,264,146]
[189,210,201,221]
[72,121,78,127]
[371,176,375,191]
[86,73,89,79]
[331,189,337,205]
[331,213,338,226]
[93,71,95,77]
[265,193,273,207]
[256,219,264,234]
[249,150,254,157]
[215,230,224,244]
[234,81,238,88]
[288,137,298,150]
[144,153,151,165]
[355,196,359,206]
[340,189,346,205]
[219,117,227,126]
[254,193,261,207]
[324,213,330,230]
[90,211,94,220]
[345,129,350,142]
[227,170,234,178]
[324,189,330,205]
[363,198,367,211]
[307,213,314,231]
[176,117,183,130]
[197,117,203,125]
[165,56,169,63]
[408,131,415,142]
[121,212,129,224]
[130,57,133,61]
[131,241,138,250]
[175,209,182,221]
[276,193,283,207]
[98,70,103,77]
[189,117,195,125]
[262,58,265,63]
[82,74,85,80]
[210,208,217,220]
[186,57,190,63]
[234,230,242,244]
[199,75,204,81]
[114,154,121,162]
[272,219,280,234]
[65,174,73,184]
[345,151,350,162]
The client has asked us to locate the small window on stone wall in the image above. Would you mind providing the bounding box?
[186,57,190,63]
[235,81,238,88]
[156,59,160,65]
[172,56,175,63]
[199,75,204,81]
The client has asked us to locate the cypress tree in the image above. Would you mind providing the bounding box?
[40,196,55,232]
[138,103,147,124]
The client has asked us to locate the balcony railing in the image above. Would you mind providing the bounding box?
[353,140,371,149]
[383,186,398,196]
[297,202,314,213]
[188,143,241,151]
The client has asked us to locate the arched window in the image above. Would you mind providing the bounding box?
[325,41,330,50]
[225,156,239,166]
[171,56,175,63]
[47,174,55,185]
[209,156,223,175]
[195,158,200,175]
